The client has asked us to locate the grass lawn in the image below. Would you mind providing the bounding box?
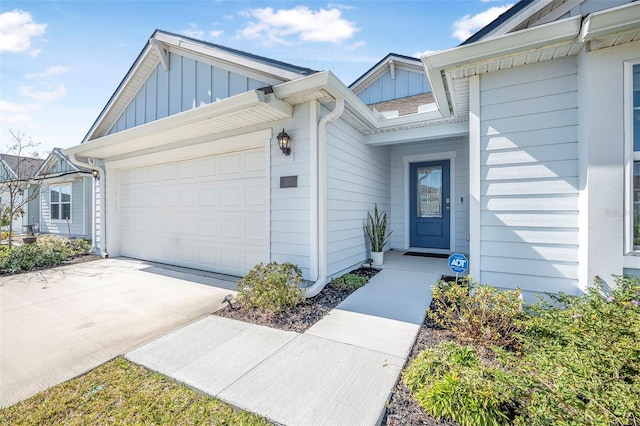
[0,357,271,425]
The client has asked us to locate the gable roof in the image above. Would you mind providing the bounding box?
[423,1,640,119]
[35,148,91,177]
[0,154,44,180]
[349,53,424,94]
[82,29,318,143]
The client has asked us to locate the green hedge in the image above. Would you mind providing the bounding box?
[0,235,91,274]
[405,276,640,426]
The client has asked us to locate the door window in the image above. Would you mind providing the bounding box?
[416,165,442,218]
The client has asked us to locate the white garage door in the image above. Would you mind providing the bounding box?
[119,148,267,276]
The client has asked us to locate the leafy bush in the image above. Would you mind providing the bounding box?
[407,276,640,425]
[404,341,520,426]
[236,262,304,313]
[0,235,91,274]
[330,273,368,290]
[429,277,523,348]
[506,276,640,425]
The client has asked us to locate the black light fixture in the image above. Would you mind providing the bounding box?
[222,294,235,309]
[277,128,291,156]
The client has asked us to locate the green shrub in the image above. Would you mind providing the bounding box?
[404,341,520,426]
[429,278,523,348]
[507,276,640,425]
[330,273,368,290]
[236,262,304,313]
[407,276,640,426]
[0,235,91,274]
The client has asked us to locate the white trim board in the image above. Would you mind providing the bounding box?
[403,151,457,252]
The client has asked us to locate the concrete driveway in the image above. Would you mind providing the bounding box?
[0,258,237,408]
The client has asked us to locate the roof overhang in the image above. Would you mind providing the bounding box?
[423,1,640,120]
[65,90,292,160]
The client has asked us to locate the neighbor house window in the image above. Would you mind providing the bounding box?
[50,185,71,221]
[631,63,640,249]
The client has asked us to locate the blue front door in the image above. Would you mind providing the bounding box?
[409,160,450,249]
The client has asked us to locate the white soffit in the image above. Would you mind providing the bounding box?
[65,91,291,160]
[580,1,640,50]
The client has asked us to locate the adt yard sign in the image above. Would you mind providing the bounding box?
[449,253,468,274]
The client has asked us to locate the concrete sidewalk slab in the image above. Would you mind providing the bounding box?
[305,269,437,358]
[219,333,403,426]
[1,258,236,408]
[127,316,297,396]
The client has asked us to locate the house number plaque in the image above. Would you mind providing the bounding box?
[280,176,298,188]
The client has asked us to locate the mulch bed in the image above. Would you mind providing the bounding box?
[383,312,458,425]
[214,266,379,333]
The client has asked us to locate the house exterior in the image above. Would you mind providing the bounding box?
[32,148,96,245]
[0,154,44,234]
[66,0,640,299]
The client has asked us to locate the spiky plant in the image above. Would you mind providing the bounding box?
[364,203,392,252]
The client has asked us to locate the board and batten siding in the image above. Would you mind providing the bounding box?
[356,68,431,105]
[479,56,579,295]
[269,104,312,279]
[390,138,470,253]
[108,53,269,135]
[39,177,91,238]
[325,118,391,277]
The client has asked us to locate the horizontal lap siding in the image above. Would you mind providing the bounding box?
[326,119,391,277]
[270,104,311,278]
[39,178,88,238]
[479,56,579,294]
[390,138,470,253]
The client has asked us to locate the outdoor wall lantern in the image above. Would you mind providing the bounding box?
[92,169,99,179]
[277,129,292,156]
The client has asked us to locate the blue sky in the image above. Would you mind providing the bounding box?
[0,0,513,155]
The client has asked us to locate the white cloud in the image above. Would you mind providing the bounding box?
[209,29,223,38]
[18,84,66,103]
[452,4,513,41]
[239,6,358,45]
[25,65,71,80]
[0,101,31,124]
[0,9,46,53]
[414,49,438,58]
[182,23,204,39]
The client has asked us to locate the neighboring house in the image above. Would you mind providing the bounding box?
[32,148,97,247]
[65,0,640,300]
[0,154,44,234]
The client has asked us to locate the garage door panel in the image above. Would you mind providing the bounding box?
[119,148,267,276]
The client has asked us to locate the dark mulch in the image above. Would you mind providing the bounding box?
[383,311,458,425]
[214,267,380,333]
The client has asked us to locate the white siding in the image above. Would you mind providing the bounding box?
[325,118,391,277]
[479,56,579,294]
[94,177,101,254]
[390,138,470,253]
[269,104,312,278]
[108,53,269,135]
[357,68,430,104]
[39,177,91,238]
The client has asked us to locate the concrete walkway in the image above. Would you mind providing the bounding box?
[127,253,444,425]
[1,258,237,408]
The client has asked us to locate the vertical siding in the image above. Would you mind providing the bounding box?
[479,56,579,294]
[325,118,391,277]
[357,68,431,104]
[108,53,269,135]
[269,103,312,278]
[390,138,470,253]
[94,178,101,253]
[39,178,89,238]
